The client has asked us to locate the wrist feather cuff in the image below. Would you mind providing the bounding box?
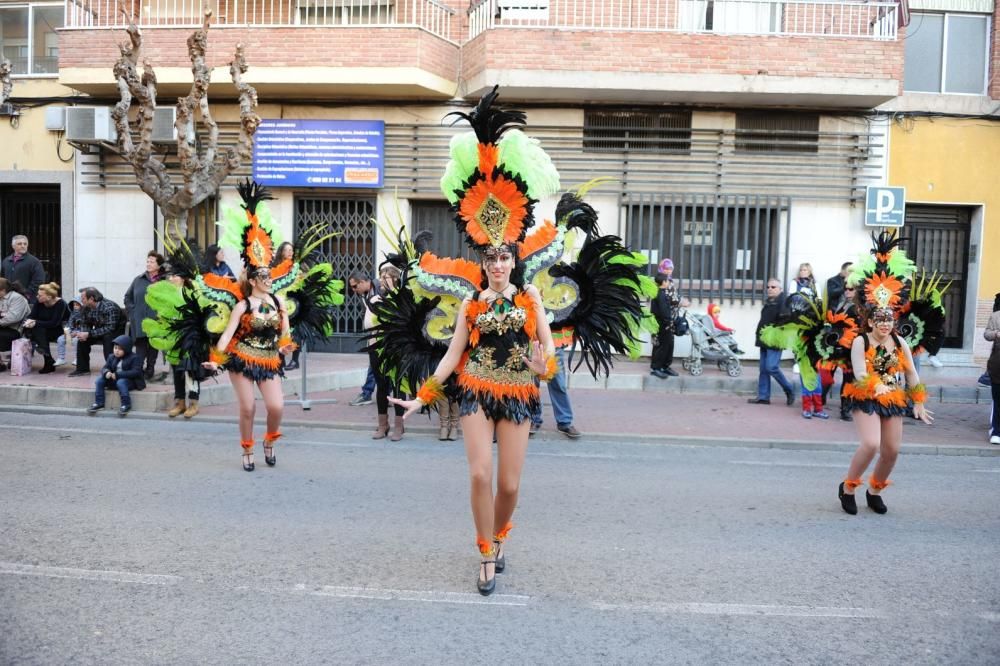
[277,335,297,351]
[906,383,927,404]
[210,348,230,366]
[416,376,445,406]
[538,354,558,381]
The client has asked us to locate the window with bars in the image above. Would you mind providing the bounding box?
[410,200,477,261]
[626,195,788,303]
[735,112,819,154]
[583,109,693,154]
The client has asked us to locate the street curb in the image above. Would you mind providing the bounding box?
[5,404,997,457]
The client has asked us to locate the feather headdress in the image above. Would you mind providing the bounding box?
[441,85,560,252]
[848,230,915,325]
[219,179,281,277]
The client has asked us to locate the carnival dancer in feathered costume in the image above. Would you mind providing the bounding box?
[762,231,943,514]
[374,86,653,596]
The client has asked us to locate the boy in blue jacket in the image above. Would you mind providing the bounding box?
[86,334,146,417]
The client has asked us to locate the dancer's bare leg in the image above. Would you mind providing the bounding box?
[493,417,530,557]
[846,411,881,489]
[462,409,496,582]
[871,416,903,491]
[230,373,257,442]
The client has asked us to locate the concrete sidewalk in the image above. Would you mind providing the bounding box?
[3,348,994,455]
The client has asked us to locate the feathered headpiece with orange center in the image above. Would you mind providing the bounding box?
[848,230,915,327]
[441,86,560,252]
[219,179,282,278]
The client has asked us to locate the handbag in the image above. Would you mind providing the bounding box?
[10,336,33,376]
[673,314,689,336]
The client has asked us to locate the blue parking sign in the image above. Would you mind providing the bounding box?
[865,186,906,227]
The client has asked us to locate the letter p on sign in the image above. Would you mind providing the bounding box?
[865,186,905,228]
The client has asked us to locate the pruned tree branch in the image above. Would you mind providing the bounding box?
[110,6,260,223]
[0,58,13,107]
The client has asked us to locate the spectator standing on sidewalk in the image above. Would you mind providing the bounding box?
[123,250,165,380]
[203,244,236,279]
[1,235,46,303]
[985,293,1000,445]
[347,271,379,407]
[649,258,687,379]
[68,287,125,377]
[748,279,795,406]
[530,344,582,439]
[825,261,853,310]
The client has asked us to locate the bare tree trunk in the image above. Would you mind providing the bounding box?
[110,7,260,229]
[0,58,12,107]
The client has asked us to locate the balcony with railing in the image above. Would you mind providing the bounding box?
[58,0,461,98]
[463,0,904,108]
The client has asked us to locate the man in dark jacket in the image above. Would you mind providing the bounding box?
[1,235,46,303]
[68,287,126,377]
[825,261,853,308]
[748,278,795,406]
[87,334,145,417]
[123,250,165,379]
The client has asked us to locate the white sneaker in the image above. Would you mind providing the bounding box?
[991,435,1000,445]
[928,355,943,368]
[53,358,67,367]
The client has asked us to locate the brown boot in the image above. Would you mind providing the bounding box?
[447,400,460,441]
[167,399,186,418]
[438,400,450,441]
[390,415,405,442]
[372,413,389,440]
[183,400,199,419]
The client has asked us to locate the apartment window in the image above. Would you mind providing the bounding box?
[735,112,819,154]
[297,0,396,26]
[0,3,62,76]
[904,12,989,94]
[583,110,693,154]
[679,0,780,34]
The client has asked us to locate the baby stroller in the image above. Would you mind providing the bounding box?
[682,307,744,377]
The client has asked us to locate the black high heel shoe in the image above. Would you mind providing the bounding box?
[264,444,276,467]
[477,558,496,596]
[493,539,506,573]
[242,452,255,472]
[838,482,857,515]
[866,491,887,514]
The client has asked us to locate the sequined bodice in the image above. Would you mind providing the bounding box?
[462,291,535,390]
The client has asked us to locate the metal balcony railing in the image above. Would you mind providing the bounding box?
[64,0,456,41]
[467,0,898,40]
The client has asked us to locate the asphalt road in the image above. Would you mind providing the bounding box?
[2,414,999,664]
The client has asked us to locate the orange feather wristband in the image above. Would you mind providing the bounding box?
[906,383,927,404]
[209,348,230,366]
[277,335,297,351]
[416,376,445,406]
[538,354,558,382]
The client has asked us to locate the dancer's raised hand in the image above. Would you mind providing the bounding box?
[388,395,423,420]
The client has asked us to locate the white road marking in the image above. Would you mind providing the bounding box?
[972,469,1000,474]
[590,601,884,618]
[1,425,146,436]
[302,585,531,607]
[531,452,618,460]
[729,460,844,469]
[0,562,181,586]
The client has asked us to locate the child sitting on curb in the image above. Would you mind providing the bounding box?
[86,334,146,417]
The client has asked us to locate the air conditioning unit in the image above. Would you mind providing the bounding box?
[0,103,16,117]
[66,107,117,143]
[151,106,177,143]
